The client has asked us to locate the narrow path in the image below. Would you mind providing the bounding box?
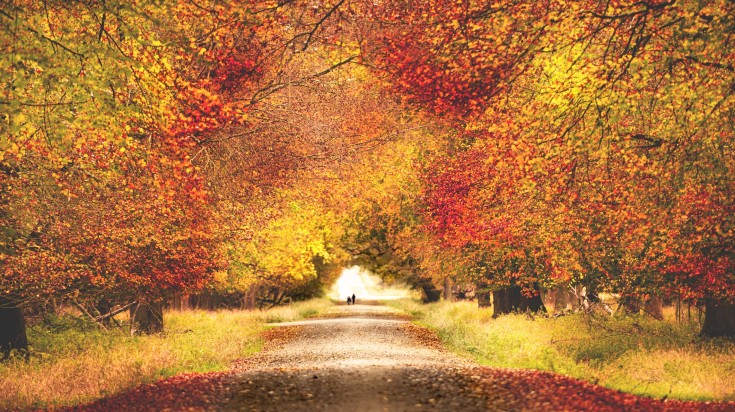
[70,302,735,411]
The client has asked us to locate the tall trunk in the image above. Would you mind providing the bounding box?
[130,301,164,335]
[170,295,181,311]
[242,289,256,310]
[644,297,664,320]
[492,287,515,316]
[0,297,28,358]
[443,278,453,302]
[172,294,192,311]
[553,284,569,313]
[180,294,190,310]
[200,294,211,310]
[493,284,546,317]
[701,299,735,338]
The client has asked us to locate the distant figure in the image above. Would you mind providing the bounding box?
[347,296,352,305]
[352,293,356,305]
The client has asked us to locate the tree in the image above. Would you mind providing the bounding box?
[0,0,261,332]
[367,0,735,335]
[0,296,27,359]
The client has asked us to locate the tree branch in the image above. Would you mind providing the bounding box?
[247,55,357,104]
[299,0,345,52]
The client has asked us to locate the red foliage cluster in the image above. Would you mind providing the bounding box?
[421,136,520,249]
[372,0,552,118]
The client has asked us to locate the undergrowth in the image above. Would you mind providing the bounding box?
[391,299,735,402]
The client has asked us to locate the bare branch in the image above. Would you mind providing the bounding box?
[299,0,346,52]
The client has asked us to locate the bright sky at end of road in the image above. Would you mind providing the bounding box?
[330,266,411,301]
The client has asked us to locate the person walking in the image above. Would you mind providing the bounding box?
[352,293,356,305]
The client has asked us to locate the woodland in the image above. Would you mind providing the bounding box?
[1,0,735,365]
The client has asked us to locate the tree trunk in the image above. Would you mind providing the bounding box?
[415,278,440,303]
[475,280,491,308]
[644,297,664,320]
[130,302,164,335]
[701,299,735,338]
[553,284,569,313]
[242,289,256,310]
[421,285,441,303]
[180,294,190,310]
[96,299,112,327]
[200,294,211,310]
[170,295,182,311]
[492,287,515,316]
[0,298,28,359]
[493,284,546,317]
[520,286,546,313]
[443,278,453,302]
[477,289,491,308]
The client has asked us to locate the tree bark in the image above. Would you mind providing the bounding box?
[170,296,181,311]
[0,297,28,358]
[701,299,735,338]
[475,280,491,308]
[443,278,453,302]
[96,299,112,327]
[644,297,664,320]
[520,285,546,313]
[492,287,515,315]
[477,289,491,308]
[553,284,569,313]
[200,294,211,310]
[130,301,164,335]
[242,289,256,310]
[421,284,441,303]
[180,294,190,310]
[493,284,546,317]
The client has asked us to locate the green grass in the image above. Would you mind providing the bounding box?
[0,298,333,410]
[390,299,735,402]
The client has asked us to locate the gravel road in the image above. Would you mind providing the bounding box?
[224,303,490,411]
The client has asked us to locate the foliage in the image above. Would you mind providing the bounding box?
[367,0,735,307]
[0,0,397,308]
[3,0,735,360]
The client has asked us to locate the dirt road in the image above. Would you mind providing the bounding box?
[71,302,734,411]
[224,303,489,411]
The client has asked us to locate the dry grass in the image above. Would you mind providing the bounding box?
[0,298,333,410]
[390,299,735,402]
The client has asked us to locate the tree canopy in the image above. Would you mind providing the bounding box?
[2,0,734,335]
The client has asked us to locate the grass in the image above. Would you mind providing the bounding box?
[390,299,735,402]
[0,298,333,410]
